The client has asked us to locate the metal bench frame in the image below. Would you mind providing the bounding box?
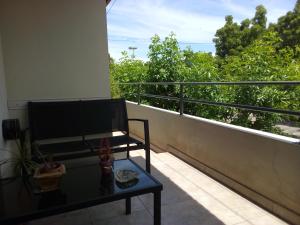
[28,98,151,173]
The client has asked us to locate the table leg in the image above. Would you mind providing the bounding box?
[126,197,131,215]
[153,191,161,225]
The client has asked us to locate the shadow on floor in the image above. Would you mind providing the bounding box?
[130,155,227,225]
[29,154,228,225]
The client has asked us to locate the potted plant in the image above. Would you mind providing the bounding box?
[33,154,66,192]
[0,129,38,177]
[0,129,65,192]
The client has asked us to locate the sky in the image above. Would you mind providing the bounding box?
[106,0,296,61]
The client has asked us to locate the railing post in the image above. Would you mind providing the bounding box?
[179,83,184,115]
[138,83,141,105]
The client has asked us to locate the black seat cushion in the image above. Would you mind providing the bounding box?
[37,140,89,155]
[35,135,144,161]
[85,135,144,152]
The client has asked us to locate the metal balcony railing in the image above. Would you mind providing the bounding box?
[119,81,300,117]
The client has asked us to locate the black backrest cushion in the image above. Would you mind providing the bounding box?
[81,98,128,135]
[28,101,82,140]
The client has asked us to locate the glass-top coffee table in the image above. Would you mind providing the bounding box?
[0,159,163,225]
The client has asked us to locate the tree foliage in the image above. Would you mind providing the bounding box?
[213,15,242,57]
[110,51,147,101]
[213,5,267,57]
[275,0,300,48]
[145,33,185,109]
[181,49,229,119]
[110,2,300,136]
[221,32,298,131]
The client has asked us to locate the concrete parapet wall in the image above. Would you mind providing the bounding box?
[127,101,300,224]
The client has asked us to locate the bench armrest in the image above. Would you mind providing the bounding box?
[127,119,150,143]
[128,118,151,173]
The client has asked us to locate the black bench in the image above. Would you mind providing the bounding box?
[28,98,151,173]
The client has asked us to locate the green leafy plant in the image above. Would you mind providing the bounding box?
[0,130,38,177]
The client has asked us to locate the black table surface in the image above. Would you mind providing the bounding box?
[0,159,162,225]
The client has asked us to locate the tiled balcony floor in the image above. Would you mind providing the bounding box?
[30,150,289,225]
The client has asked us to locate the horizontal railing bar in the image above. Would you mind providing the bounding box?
[140,94,300,116]
[121,82,300,117]
[119,81,300,86]
[185,98,300,116]
[141,93,180,101]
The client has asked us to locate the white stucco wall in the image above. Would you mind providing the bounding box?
[0,0,110,117]
[127,101,300,225]
[0,0,110,177]
[0,35,8,150]
[0,34,10,178]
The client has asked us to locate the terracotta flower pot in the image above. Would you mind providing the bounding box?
[34,164,66,192]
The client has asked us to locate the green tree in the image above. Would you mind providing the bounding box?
[240,19,252,47]
[249,5,267,42]
[145,33,185,110]
[213,15,242,57]
[182,50,232,120]
[276,0,300,48]
[147,33,184,82]
[214,5,267,58]
[252,5,267,28]
[110,51,147,100]
[111,1,300,137]
[109,56,121,98]
[221,32,298,132]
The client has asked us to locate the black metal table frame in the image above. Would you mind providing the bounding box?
[1,159,163,225]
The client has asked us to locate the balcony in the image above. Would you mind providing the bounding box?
[1,98,298,225]
[127,102,300,224]
[117,81,300,224]
[1,1,299,225]
[28,149,289,225]
[2,82,296,225]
